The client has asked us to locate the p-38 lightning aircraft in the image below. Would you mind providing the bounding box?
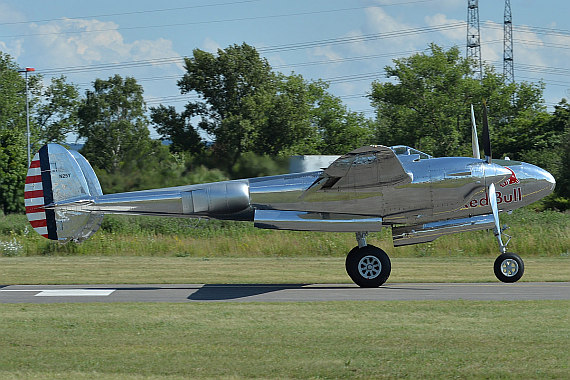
[24,106,555,287]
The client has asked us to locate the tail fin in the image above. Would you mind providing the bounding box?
[25,144,104,242]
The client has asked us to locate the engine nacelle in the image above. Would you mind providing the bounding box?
[182,181,251,215]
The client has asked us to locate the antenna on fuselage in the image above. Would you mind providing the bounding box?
[470,104,481,159]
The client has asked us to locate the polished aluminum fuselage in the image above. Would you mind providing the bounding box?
[34,143,556,245]
[57,150,555,229]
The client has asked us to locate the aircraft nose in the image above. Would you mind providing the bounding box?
[523,163,556,191]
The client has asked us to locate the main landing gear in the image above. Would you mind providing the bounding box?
[346,232,391,287]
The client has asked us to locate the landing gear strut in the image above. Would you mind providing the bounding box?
[489,183,524,283]
[346,232,391,287]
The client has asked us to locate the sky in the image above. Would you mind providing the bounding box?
[0,0,569,141]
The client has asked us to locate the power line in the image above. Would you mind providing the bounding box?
[513,38,570,50]
[0,0,437,27]
[70,50,425,87]
[68,54,570,103]
[41,49,425,77]
[34,25,570,78]
[37,24,463,75]
[519,77,570,87]
[0,0,263,26]
[40,57,184,75]
[38,25,463,75]
[140,63,570,106]
[516,64,570,76]
[272,50,421,70]
[258,23,464,53]
[141,68,570,108]
[0,1,438,39]
[24,19,567,110]
[486,22,570,37]
[489,61,570,77]
[483,36,570,51]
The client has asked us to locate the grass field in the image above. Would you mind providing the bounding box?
[1,208,569,258]
[1,209,568,379]
[1,207,568,285]
[0,256,569,284]
[0,301,568,379]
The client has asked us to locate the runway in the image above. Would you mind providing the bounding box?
[0,282,568,303]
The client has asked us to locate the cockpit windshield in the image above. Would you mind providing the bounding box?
[390,145,432,159]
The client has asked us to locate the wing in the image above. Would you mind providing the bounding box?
[303,145,412,195]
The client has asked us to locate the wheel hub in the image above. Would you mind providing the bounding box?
[358,255,382,279]
[500,258,519,277]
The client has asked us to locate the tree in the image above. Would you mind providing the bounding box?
[559,121,570,200]
[0,52,33,214]
[369,44,545,157]
[178,43,276,166]
[312,91,374,154]
[370,44,476,156]
[176,43,374,167]
[150,104,203,154]
[0,129,27,214]
[35,75,80,144]
[77,75,153,173]
[248,74,322,156]
[541,99,569,199]
[0,53,26,132]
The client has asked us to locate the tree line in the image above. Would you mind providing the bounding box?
[0,42,568,214]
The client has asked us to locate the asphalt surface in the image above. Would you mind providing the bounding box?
[0,282,568,303]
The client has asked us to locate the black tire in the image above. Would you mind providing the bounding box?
[345,245,391,287]
[494,252,524,283]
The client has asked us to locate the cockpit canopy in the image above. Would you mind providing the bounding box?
[390,145,432,160]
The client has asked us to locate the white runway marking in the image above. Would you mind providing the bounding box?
[0,289,115,297]
[35,289,115,297]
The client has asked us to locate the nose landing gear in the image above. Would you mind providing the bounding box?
[494,252,524,283]
[489,183,524,283]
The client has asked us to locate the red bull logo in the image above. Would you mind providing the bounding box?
[499,167,520,187]
[464,187,522,209]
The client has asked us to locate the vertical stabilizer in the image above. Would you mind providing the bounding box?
[24,144,104,242]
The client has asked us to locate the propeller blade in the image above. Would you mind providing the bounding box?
[482,102,492,163]
[488,183,506,253]
[470,104,480,159]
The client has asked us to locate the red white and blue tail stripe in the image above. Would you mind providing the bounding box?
[25,146,58,240]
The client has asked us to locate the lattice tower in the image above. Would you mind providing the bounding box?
[503,0,515,85]
[466,0,483,81]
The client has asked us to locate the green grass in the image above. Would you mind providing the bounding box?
[1,211,567,379]
[1,256,568,284]
[1,208,569,258]
[0,301,567,379]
